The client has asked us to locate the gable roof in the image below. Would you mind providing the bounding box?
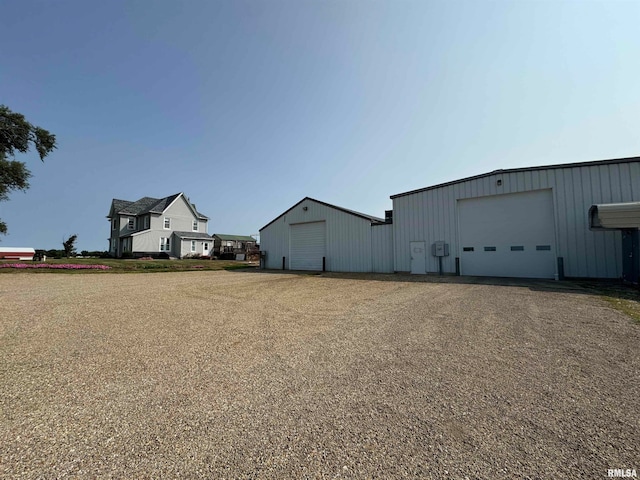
[259,197,385,232]
[108,193,209,219]
[390,155,640,199]
[213,234,256,242]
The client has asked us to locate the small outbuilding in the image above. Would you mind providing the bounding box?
[0,247,36,261]
[259,197,393,272]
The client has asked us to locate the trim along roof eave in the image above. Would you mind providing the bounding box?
[390,156,640,199]
[259,197,386,232]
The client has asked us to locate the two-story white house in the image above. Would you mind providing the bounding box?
[107,192,212,258]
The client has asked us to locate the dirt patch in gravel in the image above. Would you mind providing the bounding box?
[1,271,638,478]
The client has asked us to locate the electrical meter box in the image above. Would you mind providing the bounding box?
[431,241,449,257]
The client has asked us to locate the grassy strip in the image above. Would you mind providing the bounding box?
[0,258,259,274]
[577,281,640,324]
[601,296,640,324]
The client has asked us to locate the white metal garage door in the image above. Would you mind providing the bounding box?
[290,222,326,271]
[458,190,556,279]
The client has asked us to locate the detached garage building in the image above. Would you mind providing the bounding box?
[259,197,393,272]
[392,157,640,279]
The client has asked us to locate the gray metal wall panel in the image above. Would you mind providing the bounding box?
[392,160,640,278]
[372,224,394,273]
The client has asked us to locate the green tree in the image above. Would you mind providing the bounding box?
[0,105,57,236]
[63,234,78,257]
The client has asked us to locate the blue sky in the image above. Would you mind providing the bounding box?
[2,0,639,251]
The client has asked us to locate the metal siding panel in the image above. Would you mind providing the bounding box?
[480,176,488,196]
[630,162,640,198]
[372,224,394,272]
[600,165,613,203]
[559,169,575,276]
[508,172,518,193]
[573,168,587,276]
[579,167,596,276]
[532,170,541,190]
[517,171,526,192]
[609,164,622,202]
[524,170,532,190]
[261,217,287,269]
[325,205,373,272]
[619,162,633,201]
[444,185,455,272]
[589,167,606,276]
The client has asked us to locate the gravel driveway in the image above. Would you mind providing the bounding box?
[1,271,638,478]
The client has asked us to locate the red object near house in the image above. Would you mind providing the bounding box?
[0,247,36,260]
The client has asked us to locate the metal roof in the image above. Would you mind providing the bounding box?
[259,197,386,232]
[213,234,256,242]
[390,156,640,199]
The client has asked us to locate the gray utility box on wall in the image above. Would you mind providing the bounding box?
[431,241,449,257]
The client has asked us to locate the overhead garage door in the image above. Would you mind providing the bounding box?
[290,222,326,271]
[458,190,556,279]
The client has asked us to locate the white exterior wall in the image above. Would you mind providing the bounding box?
[261,198,375,272]
[392,161,640,278]
[372,224,394,273]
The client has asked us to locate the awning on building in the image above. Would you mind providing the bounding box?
[589,202,640,230]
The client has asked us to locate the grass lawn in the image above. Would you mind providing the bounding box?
[0,257,259,273]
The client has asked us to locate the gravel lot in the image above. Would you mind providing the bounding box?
[1,271,638,479]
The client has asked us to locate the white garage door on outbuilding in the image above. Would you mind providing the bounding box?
[290,221,326,271]
[458,189,557,279]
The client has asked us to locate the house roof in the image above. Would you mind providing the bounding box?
[390,155,640,199]
[259,197,386,232]
[173,231,214,240]
[108,193,209,219]
[213,234,256,242]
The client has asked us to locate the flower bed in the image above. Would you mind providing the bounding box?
[0,263,111,270]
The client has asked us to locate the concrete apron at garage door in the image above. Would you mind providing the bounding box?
[458,189,557,279]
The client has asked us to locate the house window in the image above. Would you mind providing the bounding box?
[191,240,196,252]
[144,216,150,229]
[112,219,117,231]
[111,238,117,251]
[192,220,198,231]
[160,237,171,251]
[164,217,171,229]
[128,218,135,230]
